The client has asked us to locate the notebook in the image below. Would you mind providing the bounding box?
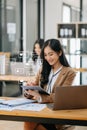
[47,85,87,110]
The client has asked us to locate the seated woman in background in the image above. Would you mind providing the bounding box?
[32,39,44,74]
[24,39,76,130]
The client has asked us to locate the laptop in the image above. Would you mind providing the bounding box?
[47,85,87,110]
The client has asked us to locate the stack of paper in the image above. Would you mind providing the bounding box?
[0,98,46,111]
[14,103,46,111]
[0,98,36,107]
[0,99,5,103]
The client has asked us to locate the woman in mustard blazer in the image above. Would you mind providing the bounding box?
[24,39,76,130]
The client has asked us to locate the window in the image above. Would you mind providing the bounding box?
[62,3,80,84]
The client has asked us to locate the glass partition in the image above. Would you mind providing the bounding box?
[0,0,21,54]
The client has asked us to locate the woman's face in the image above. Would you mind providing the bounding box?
[44,45,61,66]
[34,43,41,56]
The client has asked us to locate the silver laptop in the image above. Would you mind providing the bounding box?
[47,85,87,110]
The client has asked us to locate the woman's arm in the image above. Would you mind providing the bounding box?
[39,68,76,103]
[24,69,41,99]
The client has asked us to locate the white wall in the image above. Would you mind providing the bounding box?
[44,0,81,40]
[23,0,38,52]
[23,0,63,51]
[83,0,87,21]
[23,0,82,49]
[63,0,80,8]
[44,0,62,40]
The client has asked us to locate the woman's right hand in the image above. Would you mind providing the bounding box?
[24,78,37,98]
[24,90,33,99]
[27,79,37,86]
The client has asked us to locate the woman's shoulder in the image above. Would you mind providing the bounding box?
[62,66,76,74]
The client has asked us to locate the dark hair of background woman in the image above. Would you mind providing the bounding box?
[32,39,44,62]
[40,39,70,88]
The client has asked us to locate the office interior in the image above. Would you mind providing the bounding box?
[0,0,87,96]
[0,1,87,130]
[0,0,87,91]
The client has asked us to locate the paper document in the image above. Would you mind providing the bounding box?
[1,98,36,107]
[21,86,49,95]
[0,104,14,111]
[0,99,5,103]
[14,103,46,111]
[0,98,46,111]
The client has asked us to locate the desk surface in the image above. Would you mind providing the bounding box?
[0,75,34,81]
[0,75,35,96]
[0,97,87,126]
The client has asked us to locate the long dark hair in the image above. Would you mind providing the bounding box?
[40,39,70,88]
[32,39,44,62]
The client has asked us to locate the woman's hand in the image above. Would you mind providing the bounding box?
[24,89,41,101]
[27,79,37,86]
[24,90,33,99]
